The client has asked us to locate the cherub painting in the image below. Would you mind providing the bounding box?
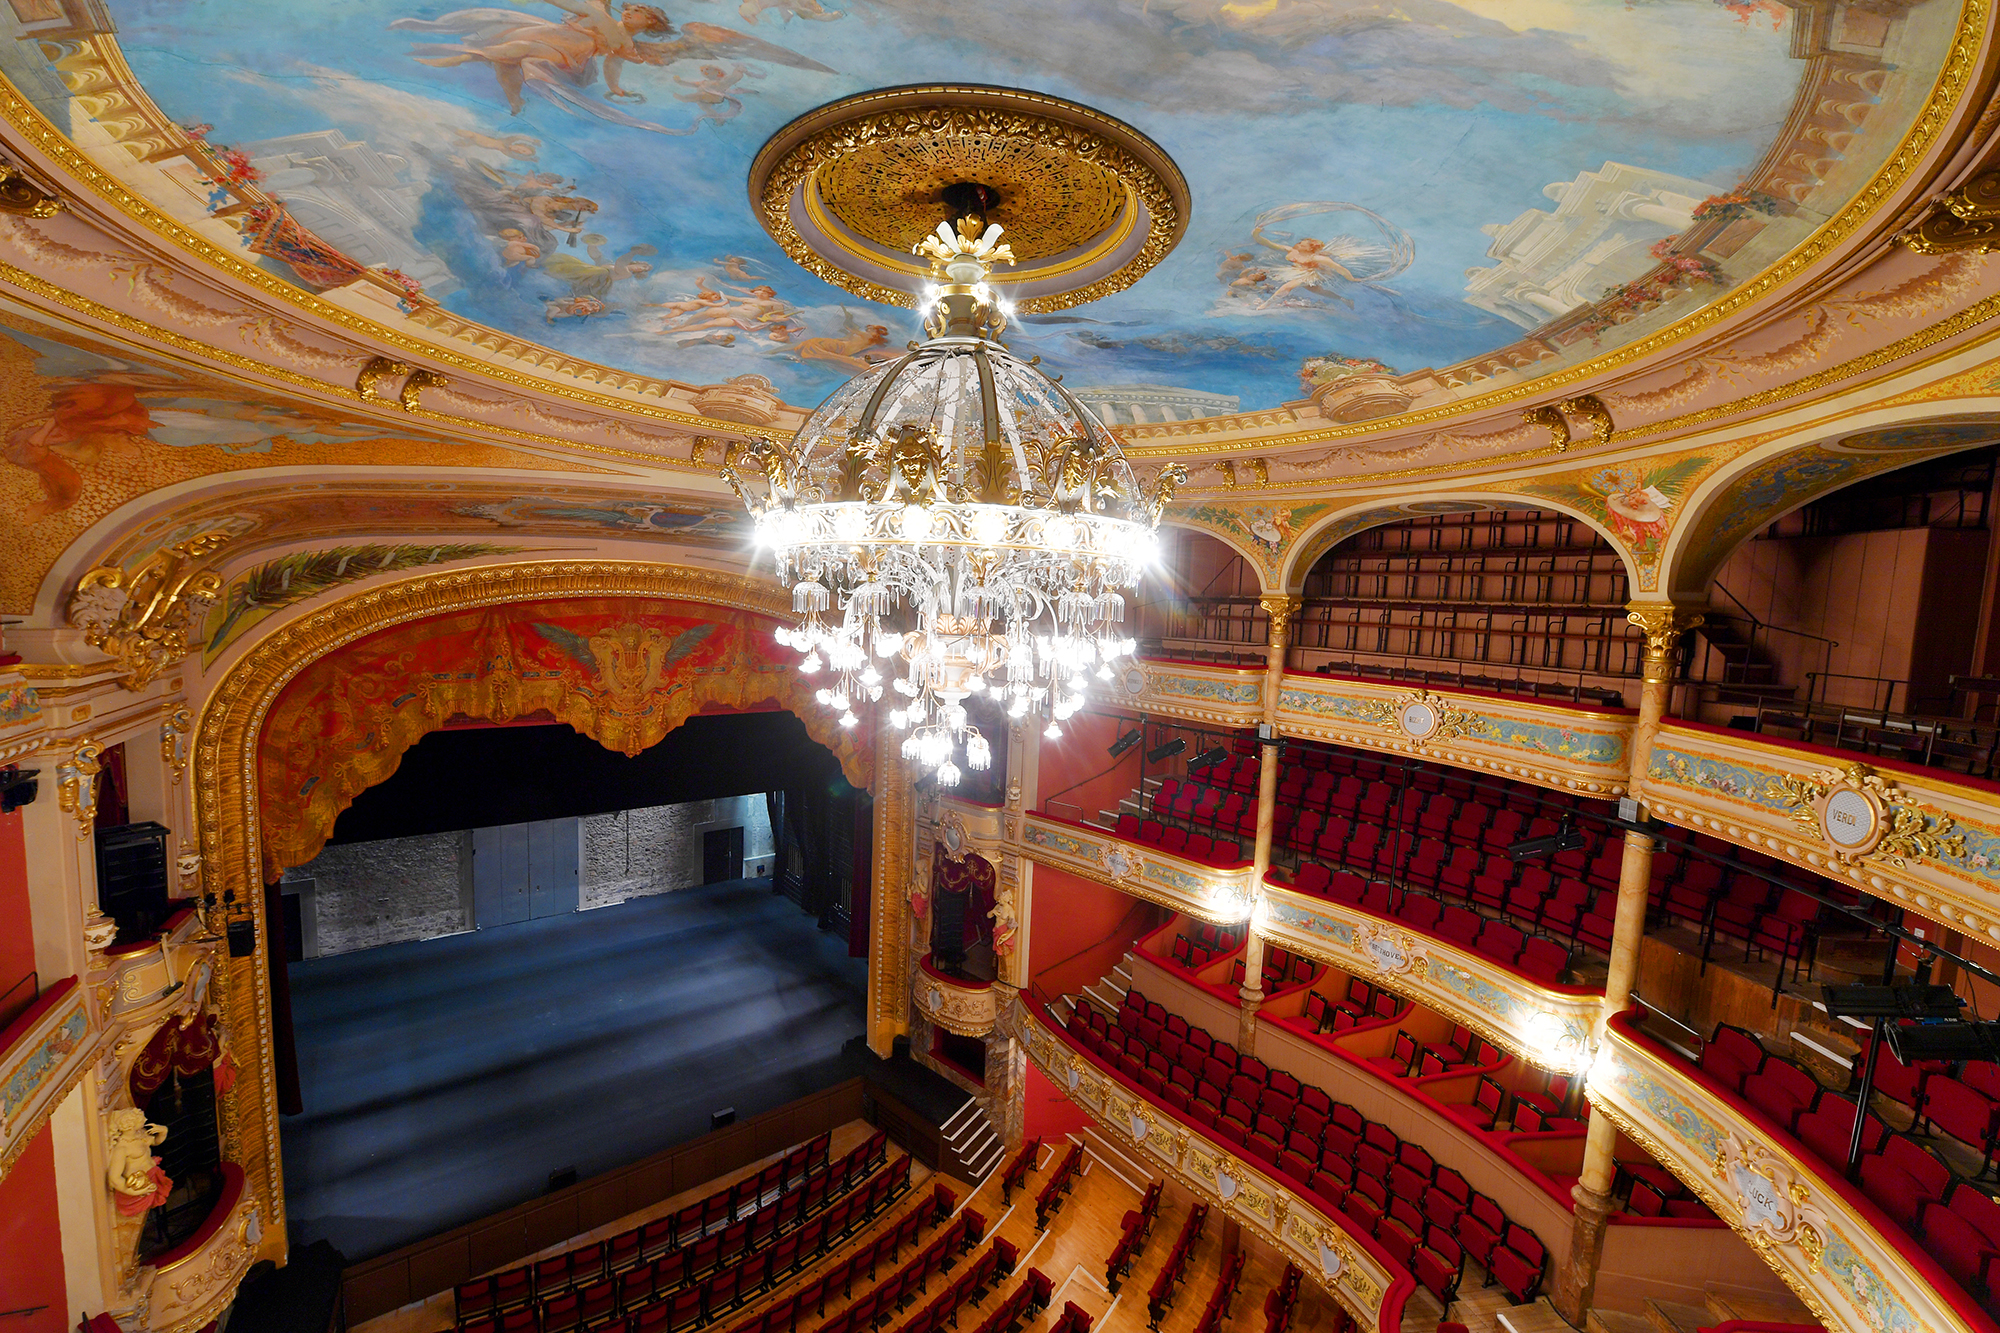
[393,0,831,132]
[1216,202,1414,316]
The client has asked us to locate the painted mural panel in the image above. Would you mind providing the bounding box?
[0,310,573,614]
[3,0,1965,413]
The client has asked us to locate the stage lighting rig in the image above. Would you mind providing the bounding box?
[1186,746,1230,773]
[1147,738,1188,764]
[1506,816,1586,863]
[1108,730,1143,760]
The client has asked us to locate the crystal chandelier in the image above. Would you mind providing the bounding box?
[724,209,1185,785]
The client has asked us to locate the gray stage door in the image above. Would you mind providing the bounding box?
[473,819,580,927]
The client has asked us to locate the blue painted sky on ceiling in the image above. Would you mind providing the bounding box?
[96,0,1808,409]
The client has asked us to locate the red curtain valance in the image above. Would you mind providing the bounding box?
[130,1014,220,1104]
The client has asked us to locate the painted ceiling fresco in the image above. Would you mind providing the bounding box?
[0,305,581,614]
[6,0,1961,412]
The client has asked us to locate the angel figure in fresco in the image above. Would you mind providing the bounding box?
[3,383,159,519]
[794,309,898,373]
[650,278,802,344]
[542,234,657,298]
[450,128,543,159]
[672,63,763,131]
[1220,203,1414,314]
[393,0,832,133]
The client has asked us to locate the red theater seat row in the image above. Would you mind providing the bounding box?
[1066,991,1547,1306]
[457,1141,908,1333]
[1144,1200,1209,1330]
[1683,1020,2000,1319]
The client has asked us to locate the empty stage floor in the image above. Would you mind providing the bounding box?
[283,879,870,1259]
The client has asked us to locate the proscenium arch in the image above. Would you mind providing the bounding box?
[1278,493,1644,595]
[189,560,864,1261]
[1664,414,2000,602]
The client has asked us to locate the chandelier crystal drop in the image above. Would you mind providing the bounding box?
[727,209,1186,785]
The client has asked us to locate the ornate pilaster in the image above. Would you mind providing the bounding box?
[1562,602,1702,1312]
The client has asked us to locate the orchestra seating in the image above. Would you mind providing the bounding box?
[455,1131,909,1333]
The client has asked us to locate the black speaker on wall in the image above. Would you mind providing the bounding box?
[227,918,257,958]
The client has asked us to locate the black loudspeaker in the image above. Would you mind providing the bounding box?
[227,918,257,958]
[711,1108,736,1130]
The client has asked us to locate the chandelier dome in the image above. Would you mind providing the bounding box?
[724,211,1185,783]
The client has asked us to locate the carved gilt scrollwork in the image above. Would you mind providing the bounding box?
[69,531,231,689]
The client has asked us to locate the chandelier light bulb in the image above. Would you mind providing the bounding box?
[800,651,822,674]
[1044,722,1062,740]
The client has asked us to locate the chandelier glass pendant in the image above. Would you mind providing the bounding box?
[724,209,1186,786]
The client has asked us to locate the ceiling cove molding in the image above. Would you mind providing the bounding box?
[0,0,1992,454]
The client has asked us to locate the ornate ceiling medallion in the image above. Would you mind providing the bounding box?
[749,85,1188,313]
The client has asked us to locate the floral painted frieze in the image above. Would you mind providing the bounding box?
[1592,1020,1970,1333]
[1013,998,1406,1327]
[1021,815,1258,924]
[1097,659,1265,729]
[1641,726,2000,942]
[1276,675,1632,797]
[1261,887,1599,1073]
[0,980,94,1180]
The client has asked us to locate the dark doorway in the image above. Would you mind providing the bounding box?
[279,892,305,964]
[703,826,744,884]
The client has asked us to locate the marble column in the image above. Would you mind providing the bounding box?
[1239,595,1300,1055]
[1553,601,1701,1322]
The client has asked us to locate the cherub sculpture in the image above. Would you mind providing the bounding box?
[106,1107,171,1216]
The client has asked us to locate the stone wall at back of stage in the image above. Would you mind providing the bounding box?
[286,797,779,955]
[287,832,472,957]
[581,796,775,910]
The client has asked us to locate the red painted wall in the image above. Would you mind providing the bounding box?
[0,808,34,1022]
[1027,865,1161,1002]
[1022,1058,1091,1145]
[0,807,69,1333]
[1035,708,1147,828]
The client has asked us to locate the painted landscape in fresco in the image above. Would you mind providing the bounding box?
[7,0,1957,409]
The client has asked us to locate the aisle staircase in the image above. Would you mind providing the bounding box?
[938,1095,1007,1183]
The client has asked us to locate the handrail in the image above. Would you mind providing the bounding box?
[1806,670,1903,714]
[1709,582,1839,648]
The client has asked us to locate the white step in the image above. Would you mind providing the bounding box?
[938,1096,981,1137]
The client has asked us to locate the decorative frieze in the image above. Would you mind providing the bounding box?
[1275,674,1632,797]
[0,979,93,1181]
[1638,726,2000,942]
[1259,884,1600,1073]
[1020,813,1256,923]
[1013,998,1406,1328]
[1090,659,1265,730]
[1592,1014,1985,1333]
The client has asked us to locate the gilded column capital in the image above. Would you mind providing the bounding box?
[1259,594,1304,649]
[1625,601,1703,682]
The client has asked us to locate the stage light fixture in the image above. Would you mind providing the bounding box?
[1186,746,1230,773]
[1886,1020,2000,1063]
[1108,730,1143,760]
[1821,983,1965,1021]
[1506,817,1586,863]
[1146,738,1188,764]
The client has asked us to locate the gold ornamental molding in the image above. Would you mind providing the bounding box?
[1592,1015,1988,1333]
[749,85,1188,313]
[190,560,799,1265]
[1639,724,2000,943]
[1903,167,2000,253]
[68,529,231,691]
[1345,688,1491,750]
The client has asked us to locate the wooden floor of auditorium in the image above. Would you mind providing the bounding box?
[352,1118,1561,1333]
